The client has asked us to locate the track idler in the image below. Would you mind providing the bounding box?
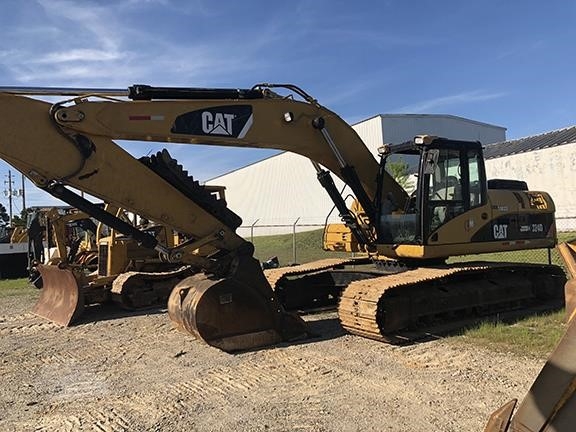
[32,264,84,326]
[168,255,308,352]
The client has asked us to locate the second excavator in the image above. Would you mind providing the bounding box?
[26,204,197,326]
[0,83,565,351]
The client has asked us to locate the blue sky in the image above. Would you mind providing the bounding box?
[0,0,575,209]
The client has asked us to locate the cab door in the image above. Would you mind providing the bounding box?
[422,142,487,243]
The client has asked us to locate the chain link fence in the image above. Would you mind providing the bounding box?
[243,219,576,273]
[556,216,576,233]
[243,222,334,266]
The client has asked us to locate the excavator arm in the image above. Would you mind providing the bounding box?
[1,86,397,201]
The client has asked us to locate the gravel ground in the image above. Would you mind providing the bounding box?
[0,291,546,432]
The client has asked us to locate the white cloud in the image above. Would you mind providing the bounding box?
[33,49,124,64]
[396,90,508,113]
[1,1,274,88]
[37,0,120,52]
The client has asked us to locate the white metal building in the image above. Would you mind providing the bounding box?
[484,126,576,232]
[206,114,506,236]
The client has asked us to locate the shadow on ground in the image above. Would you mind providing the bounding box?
[77,302,167,324]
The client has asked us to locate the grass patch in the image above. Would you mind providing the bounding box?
[455,309,567,357]
[0,278,36,298]
[251,229,350,266]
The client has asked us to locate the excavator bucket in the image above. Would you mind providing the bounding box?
[167,273,205,332]
[483,399,516,432]
[32,264,84,326]
[557,241,576,318]
[484,306,576,431]
[168,256,307,352]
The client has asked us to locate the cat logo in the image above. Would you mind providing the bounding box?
[493,224,508,240]
[171,105,253,138]
[202,112,235,135]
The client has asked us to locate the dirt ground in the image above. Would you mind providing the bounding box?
[0,291,547,432]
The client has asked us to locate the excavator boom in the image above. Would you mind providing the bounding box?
[0,84,406,213]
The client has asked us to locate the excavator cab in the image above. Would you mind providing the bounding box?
[377,136,486,244]
[375,136,556,261]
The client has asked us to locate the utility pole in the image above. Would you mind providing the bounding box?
[4,170,13,225]
[3,170,25,226]
[21,174,26,213]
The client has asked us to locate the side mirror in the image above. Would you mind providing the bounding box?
[423,149,439,175]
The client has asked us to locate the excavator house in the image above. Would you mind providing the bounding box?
[0,83,566,352]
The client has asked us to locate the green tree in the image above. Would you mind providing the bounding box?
[0,203,9,227]
[11,208,32,227]
[386,158,415,193]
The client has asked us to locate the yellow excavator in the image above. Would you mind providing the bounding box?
[0,83,573,429]
[0,83,566,351]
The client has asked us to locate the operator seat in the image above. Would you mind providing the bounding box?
[432,176,462,229]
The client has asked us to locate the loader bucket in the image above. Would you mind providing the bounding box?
[32,264,84,326]
[168,256,307,352]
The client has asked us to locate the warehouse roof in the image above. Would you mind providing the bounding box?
[366,113,506,131]
[484,125,576,159]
